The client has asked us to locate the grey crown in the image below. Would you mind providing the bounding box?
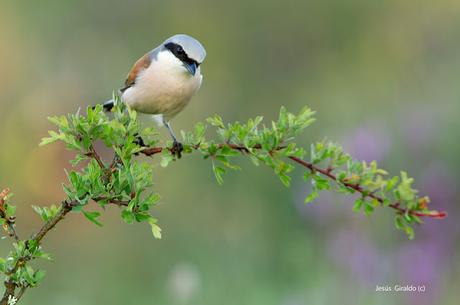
[163,34,207,64]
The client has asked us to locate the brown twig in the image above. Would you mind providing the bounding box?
[31,201,75,244]
[0,188,19,242]
[85,144,105,169]
[92,197,129,207]
[0,193,130,304]
[5,221,19,242]
[141,144,447,219]
[0,200,75,305]
[15,285,28,303]
[287,156,447,219]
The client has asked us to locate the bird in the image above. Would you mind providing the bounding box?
[102,34,207,157]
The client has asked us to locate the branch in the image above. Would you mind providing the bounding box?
[15,285,28,303]
[0,200,75,305]
[85,144,105,170]
[2,144,137,303]
[0,188,19,242]
[0,190,132,305]
[30,201,74,244]
[92,197,129,207]
[287,156,447,219]
[140,144,447,219]
[4,102,443,304]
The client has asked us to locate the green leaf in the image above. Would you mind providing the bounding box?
[352,198,364,212]
[148,218,162,239]
[34,269,46,283]
[32,205,60,222]
[71,204,84,213]
[278,173,291,187]
[134,212,151,222]
[5,204,16,217]
[304,189,319,203]
[48,115,69,129]
[160,153,174,168]
[121,210,135,224]
[405,226,415,240]
[34,251,53,261]
[83,211,103,227]
[39,136,58,147]
[139,193,160,211]
[363,201,374,215]
[394,215,404,230]
[193,121,207,142]
[386,176,399,192]
[312,174,330,190]
[212,162,226,185]
[25,265,36,285]
[207,115,224,128]
[0,257,6,273]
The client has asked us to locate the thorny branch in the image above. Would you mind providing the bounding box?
[287,156,447,219]
[0,141,447,304]
[0,200,74,305]
[1,146,131,304]
[141,144,447,219]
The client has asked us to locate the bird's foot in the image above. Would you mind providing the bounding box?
[171,141,184,159]
[133,134,147,156]
[133,134,146,147]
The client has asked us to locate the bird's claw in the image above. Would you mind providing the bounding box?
[171,141,184,159]
[133,134,146,147]
[132,134,147,156]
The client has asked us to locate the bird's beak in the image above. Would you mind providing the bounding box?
[184,62,197,76]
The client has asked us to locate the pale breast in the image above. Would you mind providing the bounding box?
[122,51,202,120]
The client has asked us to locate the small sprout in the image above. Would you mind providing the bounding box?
[7,295,17,305]
[148,218,162,239]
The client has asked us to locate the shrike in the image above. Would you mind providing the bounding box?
[103,34,206,156]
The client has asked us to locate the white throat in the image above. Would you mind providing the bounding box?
[156,50,191,75]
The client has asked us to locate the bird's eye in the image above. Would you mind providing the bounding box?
[176,46,184,54]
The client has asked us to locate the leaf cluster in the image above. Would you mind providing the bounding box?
[0,94,445,303]
[40,96,162,236]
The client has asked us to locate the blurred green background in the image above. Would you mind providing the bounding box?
[0,0,459,304]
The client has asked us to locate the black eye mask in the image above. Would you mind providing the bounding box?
[164,42,199,67]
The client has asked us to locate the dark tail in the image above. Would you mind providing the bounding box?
[102,99,114,111]
[92,99,114,111]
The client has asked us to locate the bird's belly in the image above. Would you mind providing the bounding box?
[122,65,202,119]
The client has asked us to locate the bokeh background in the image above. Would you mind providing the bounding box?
[0,0,459,304]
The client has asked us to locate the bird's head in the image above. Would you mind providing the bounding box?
[162,34,206,76]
